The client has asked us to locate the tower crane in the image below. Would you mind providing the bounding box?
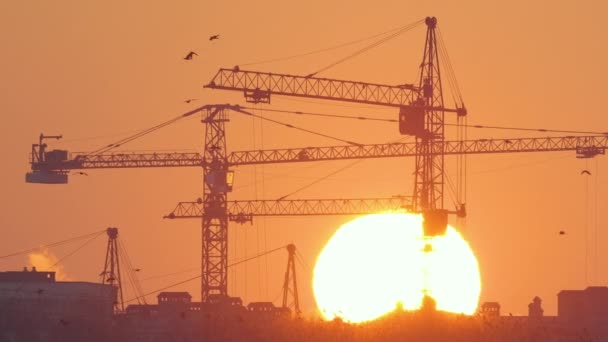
[100,227,147,313]
[25,17,607,304]
[100,227,125,313]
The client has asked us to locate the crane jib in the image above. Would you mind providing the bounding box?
[206,68,459,112]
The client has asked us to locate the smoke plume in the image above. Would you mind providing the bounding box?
[28,248,71,281]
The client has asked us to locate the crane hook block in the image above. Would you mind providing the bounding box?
[422,209,448,236]
[399,106,425,136]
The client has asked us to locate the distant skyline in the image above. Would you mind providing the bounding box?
[1,0,607,316]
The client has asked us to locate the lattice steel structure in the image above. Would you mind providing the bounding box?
[166,197,412,221]
[30,135,608,171]
[26,17,608,305]
[282,244,300,316]
[101,227,124,313]
[200,106,231,302]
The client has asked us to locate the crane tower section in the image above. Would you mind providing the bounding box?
[201,106,233,302]
[205,17,459,235]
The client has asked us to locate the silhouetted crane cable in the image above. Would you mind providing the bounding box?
[594,159,600,282]
[0,229,106,260]
[117,240,147,305]
[443,123,607,135]
[240,19,424,67]
[295,250,311,275]
[275,159,365,201]
[275,136,410,200]
[86,106,205,156]
[49,231,106,268]
[86,118,180,155]
[234,108,361,146]
[239,106,397,122]
[437,28,465,107]
[139,267,199,282]
[140,243,297,282]
[471,153,571,175]
[241,106,605,136]
[124,245,287,304]
[443,171,461,211]
[274,95,398,111]
[308,20,424,77]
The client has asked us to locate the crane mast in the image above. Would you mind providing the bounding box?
[414,17,448,233]
[201,107,232,302]
[101,227,124,313]
[205,18,458,235]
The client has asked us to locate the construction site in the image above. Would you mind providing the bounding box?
[2,1,608,341]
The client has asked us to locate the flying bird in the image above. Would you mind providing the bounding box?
[581,170,592,175]
[134,268,141,272]
[75,171,88,176]
[184,99,197,104]
[183,51,198,60]
[209,35,220,41]
[559,230,566,235]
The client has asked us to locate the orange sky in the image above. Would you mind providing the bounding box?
[1,0,607,316]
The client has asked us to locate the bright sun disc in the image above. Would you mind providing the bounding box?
[313,213,481,323]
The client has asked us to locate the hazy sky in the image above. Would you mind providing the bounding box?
[1,0,607,316]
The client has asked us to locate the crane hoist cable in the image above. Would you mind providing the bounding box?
[275,159,365,201]
[124,245,287,304]
[241,19,425,67]
[49,230,106,268]
[86,105,204,156]
[274,136,410,201]
[139,242,299,282]
[437,28,465,108]
[0,229,106,260]
[443,123,607,135]
[242,105,607,135]
[239,106,398,122]
[117,240,147,305]
[234,108,362,146]
[308,19,425,77]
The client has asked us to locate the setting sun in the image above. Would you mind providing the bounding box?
[313,213,481,323]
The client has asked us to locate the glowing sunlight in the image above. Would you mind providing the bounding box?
[313,213,481,323]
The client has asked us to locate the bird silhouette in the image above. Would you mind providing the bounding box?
[209,35,220,41]
[581,170,592,175]
[559,230,566,235]
[184,99,197,104]
[134,268,141,272]
[183,51,198,60]
[75,171,88,176]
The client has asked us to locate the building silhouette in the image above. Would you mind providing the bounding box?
[528,296,543,318]
[0,269,114,341]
